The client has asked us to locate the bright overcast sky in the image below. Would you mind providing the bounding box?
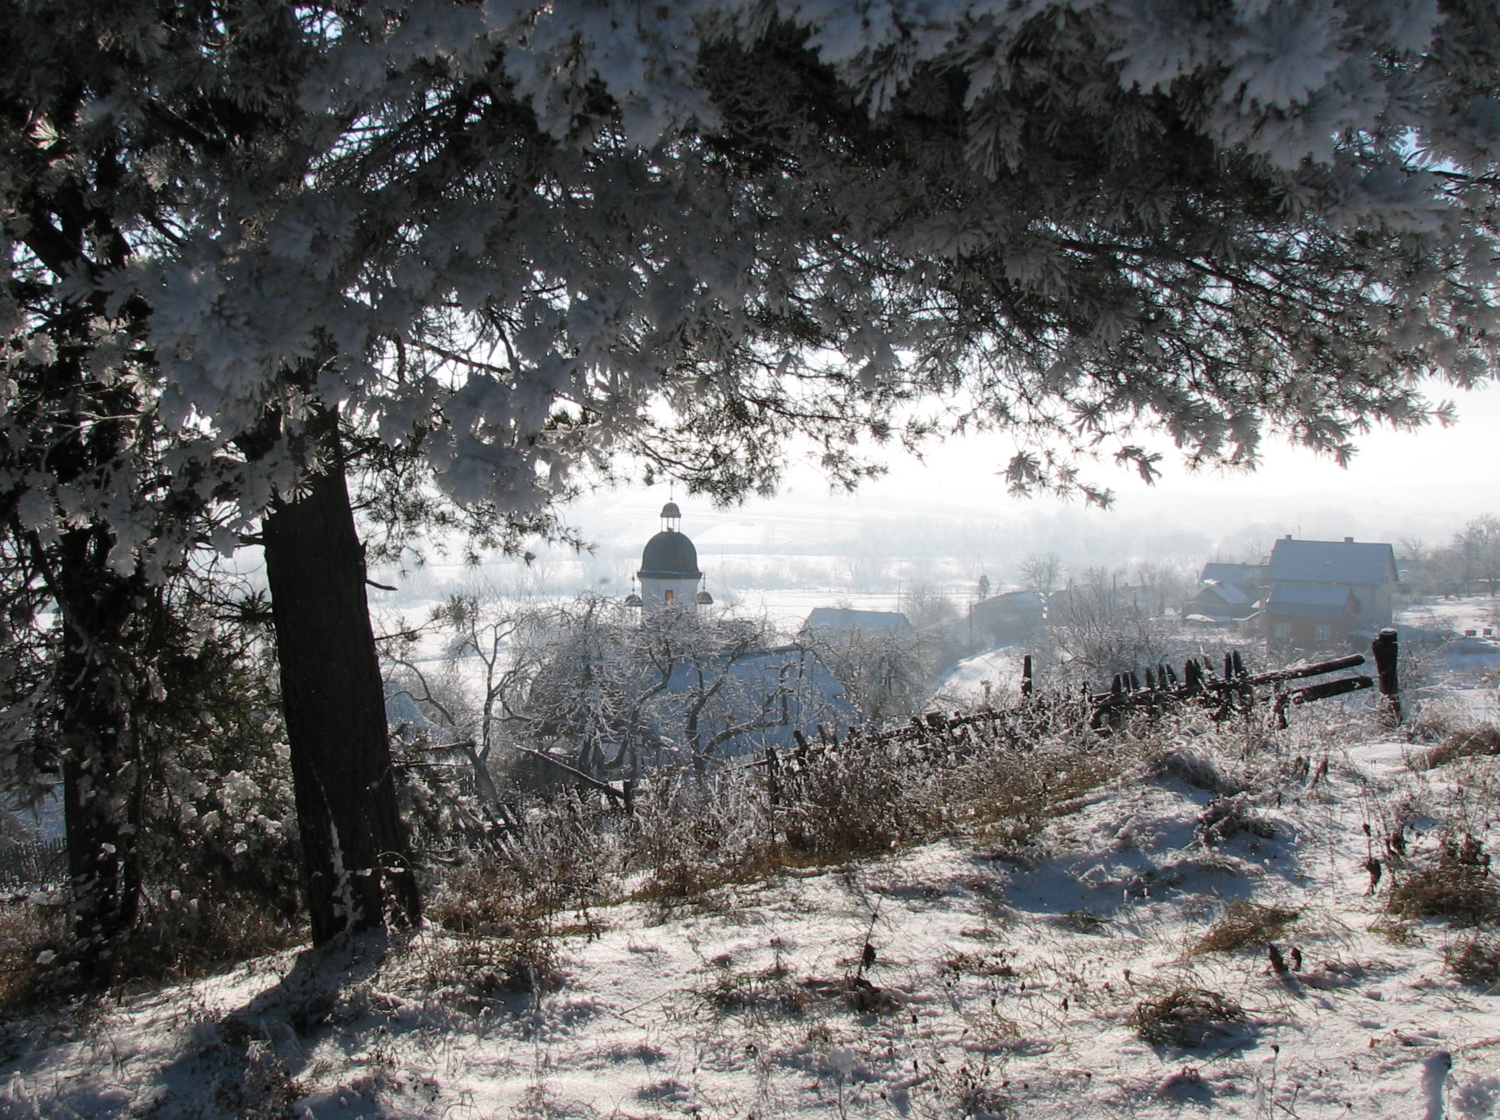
[868,384,1500,536]
[563,383,1500,565]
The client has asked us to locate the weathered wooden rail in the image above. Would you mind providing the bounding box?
[757,630,1400,774]
[1085,649,1375,729]
[531,631,1401,811]
[0,836,67,891]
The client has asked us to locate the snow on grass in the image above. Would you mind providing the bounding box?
[4,716,1498,1118]
[930,648,1029,708]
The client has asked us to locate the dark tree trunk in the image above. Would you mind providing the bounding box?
[50,525,148,978]
[261,412,420,943]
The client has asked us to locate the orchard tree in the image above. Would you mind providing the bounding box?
[512,597,852,776]
[1051,566,1178,683]
[9,0,1500,955]
[1018,554,1068,605]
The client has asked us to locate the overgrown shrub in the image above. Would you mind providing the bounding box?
[422,709,1135,934]
[0,900,66,1008]
[0,588,303,995]
[427,791,617,933]
[113,885,301,984]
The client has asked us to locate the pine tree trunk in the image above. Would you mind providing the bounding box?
[51,524,147,979]
[261,415,420,943]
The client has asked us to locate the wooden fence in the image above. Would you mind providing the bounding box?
[0,836,66,891]
[524,630,1401,809]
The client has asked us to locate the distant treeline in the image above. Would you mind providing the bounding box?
[1399,515,1500,598]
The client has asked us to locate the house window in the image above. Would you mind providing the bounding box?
[1274,622,1292,639]
[664,589,674,603]
[1315,624,1333,642]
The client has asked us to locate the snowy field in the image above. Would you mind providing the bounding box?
[5,722,1499,1118]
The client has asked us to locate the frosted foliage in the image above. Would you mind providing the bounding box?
[6,0,1500,566]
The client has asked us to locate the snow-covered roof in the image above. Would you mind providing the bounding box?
[1266,539,1396,586]
[802,607,914,634]
[1266,583,1356,618]
[978,590,1045,611]
[1199,580,1252,606]
[1200,562,1264,586]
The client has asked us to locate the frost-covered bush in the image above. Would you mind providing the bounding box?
[424,702,1137,930]
[1,585,303,980]
[110,604,305,974]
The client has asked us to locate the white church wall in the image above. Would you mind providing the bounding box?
[640,577,700,612]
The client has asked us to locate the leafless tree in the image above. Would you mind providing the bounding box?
[801,626,936,726]
[900,582,959,631]
[1018,554,1067,604]
[1051,567,1177,684]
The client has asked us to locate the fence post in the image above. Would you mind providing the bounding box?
[1371,628,1401,727]
[1021,654,1033,698]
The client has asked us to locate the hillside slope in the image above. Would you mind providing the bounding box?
[3,724,1498,1119]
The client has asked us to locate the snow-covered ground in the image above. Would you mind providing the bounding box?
[5,722,1498,1118]
[930,647,1031,708]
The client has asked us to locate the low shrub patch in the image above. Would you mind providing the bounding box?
[1448,933,1500,989]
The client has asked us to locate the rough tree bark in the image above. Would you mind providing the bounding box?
[261,408,420,943]
[47,526,149,978]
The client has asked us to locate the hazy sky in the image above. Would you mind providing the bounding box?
[562,384,1500,566]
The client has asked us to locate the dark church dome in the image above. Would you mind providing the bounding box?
[639,530,702,580]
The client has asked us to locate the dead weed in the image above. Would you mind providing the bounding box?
[1387,833,1499,926]
[1447,933,1500,989]
[1191,900,1300,955]
[1418,725,1500,770]
[1129,987,1251,1049]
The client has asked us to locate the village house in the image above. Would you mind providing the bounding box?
[1184,562,1266,625]
[1261,536,1399,652]
[800,606,915,637]
[965,589,1047,647]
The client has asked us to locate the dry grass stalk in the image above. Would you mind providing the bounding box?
[1418,724,1500,770]
[420,933,564,1002]
[1129,987,1249,1049]
[1447,933,1500,989]
[1191,900,1300,955]
[701,962,809,1017]
[1387,833,1500,926]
